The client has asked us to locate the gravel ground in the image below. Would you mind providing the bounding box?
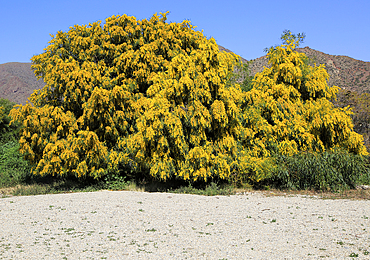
[0,190,369,259]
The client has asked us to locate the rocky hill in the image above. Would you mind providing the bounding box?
[1,46,370,105]
[248,46,370,93]
[0,62,45,104]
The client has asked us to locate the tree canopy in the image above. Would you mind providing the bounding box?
[241,31,367,158]
[10,12,242,181]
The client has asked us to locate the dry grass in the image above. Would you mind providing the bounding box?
[247,188,370,200]
[1,183,369,200]
[0,186,19,197]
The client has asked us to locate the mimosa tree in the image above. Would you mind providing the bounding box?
[10,12,243,181]
[241,31,367,157]
[232,31,368,186]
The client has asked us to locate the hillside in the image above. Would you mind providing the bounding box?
[0,62,45,105]
[249,46,370,93]
[1,46,370,105]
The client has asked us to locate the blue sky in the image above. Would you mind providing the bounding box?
[1,0,369,64]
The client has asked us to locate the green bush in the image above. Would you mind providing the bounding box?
[0,98,19,144]
[269,149,368,191]
[0,98,31,188]
[0,141,32,187]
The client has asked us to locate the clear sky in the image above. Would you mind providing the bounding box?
[1,0,369,64]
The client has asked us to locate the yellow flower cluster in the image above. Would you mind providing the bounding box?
[0,106,4,124]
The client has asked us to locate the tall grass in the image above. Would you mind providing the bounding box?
[269,149,370,191]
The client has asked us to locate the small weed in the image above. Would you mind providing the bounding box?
[271,219,276,223]
[145,228,156,232]
[349,253,359,257]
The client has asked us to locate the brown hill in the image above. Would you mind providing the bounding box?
[0,62,45,105]
[1,46,370,105]
[248,46,370,93]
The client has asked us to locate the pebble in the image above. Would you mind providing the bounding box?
[0,190,369,259]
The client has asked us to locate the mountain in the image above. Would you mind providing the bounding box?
[248,46,370,94]
[1,46,370,105]
[0,62,45,105]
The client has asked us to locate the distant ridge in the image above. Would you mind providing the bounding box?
[247,46,370,94]
[1,46,370,105]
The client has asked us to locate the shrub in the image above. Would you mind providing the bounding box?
[270,149,368,191]
[0,98,19,144]
[0,141,32,187]
[0,99,32,187]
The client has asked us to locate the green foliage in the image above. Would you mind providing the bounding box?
[264,29,306,53]
[169,182,234,196]
[0,98,19,144]
[0,98,32,188]
[0,141,32,187]
[270,149,368,191]
[104,174,131,190]
[227,61,253,92]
